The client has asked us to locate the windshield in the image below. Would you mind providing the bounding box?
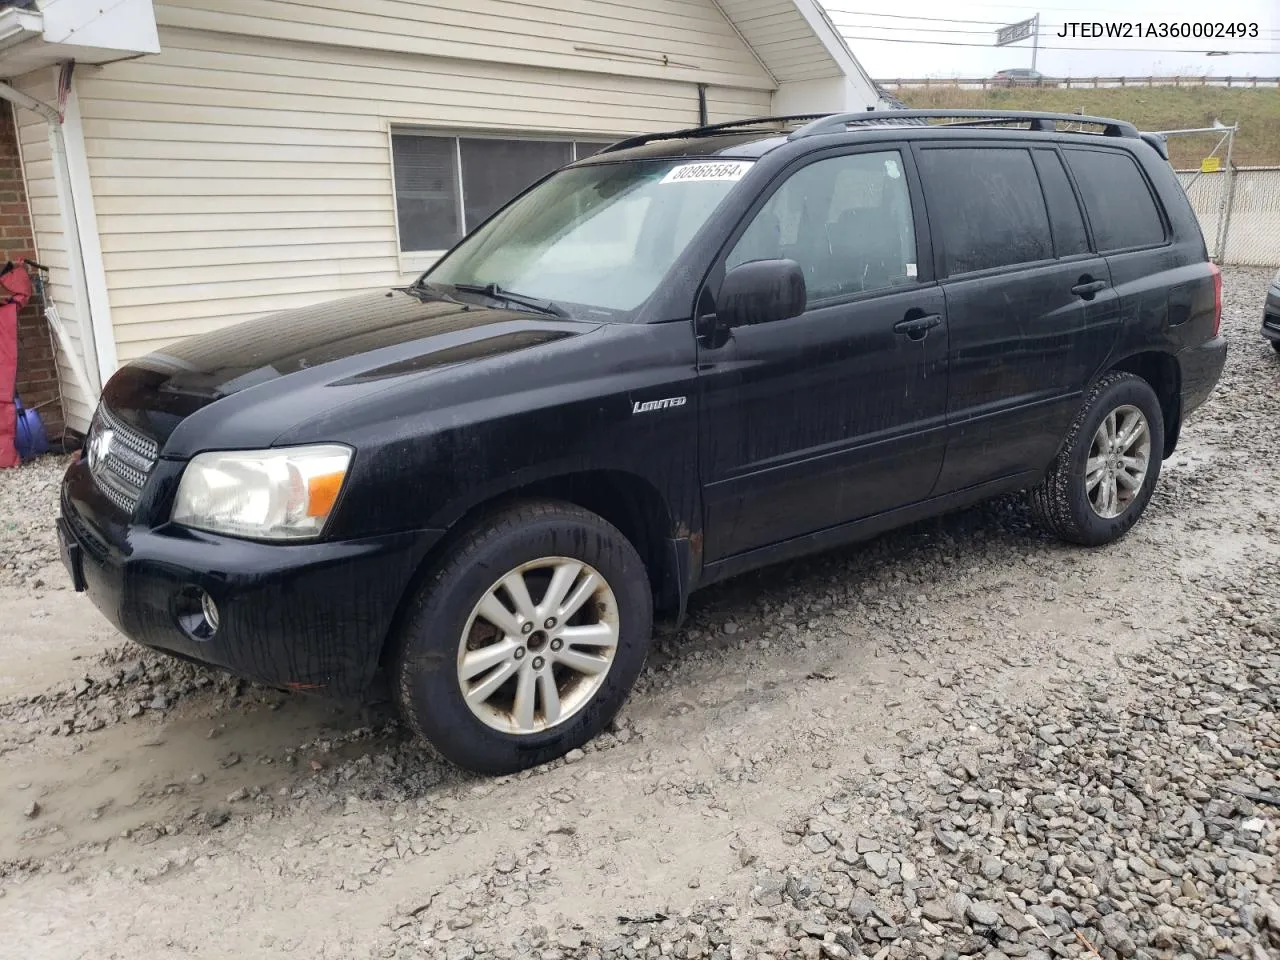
[423,158,755,316]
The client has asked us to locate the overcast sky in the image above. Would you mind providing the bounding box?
[825,0,1280,79]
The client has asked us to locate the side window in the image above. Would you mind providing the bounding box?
[1032,150,1090,257]
[1063,148,1166,251]
[726,151,919,304]
[917,147,1053,276]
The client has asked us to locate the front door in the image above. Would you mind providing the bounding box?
[697,146,949,562]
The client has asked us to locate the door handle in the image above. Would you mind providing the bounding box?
[894,312,942,341]
[1071,279,1108,300]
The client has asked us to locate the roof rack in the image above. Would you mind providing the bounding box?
[599,114,831,154]
[790,110,1139,139]
[597,110,1143,156]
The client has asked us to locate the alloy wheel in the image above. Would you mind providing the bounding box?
[1085,404,1152,519]
[456,557,619,734]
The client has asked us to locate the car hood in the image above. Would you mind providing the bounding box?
[100,289,599,448]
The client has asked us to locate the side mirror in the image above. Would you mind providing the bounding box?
[716,259,806,330]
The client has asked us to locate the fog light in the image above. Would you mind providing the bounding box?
[175,585,219,640]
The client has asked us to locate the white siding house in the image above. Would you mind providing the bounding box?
[0,0,879,433]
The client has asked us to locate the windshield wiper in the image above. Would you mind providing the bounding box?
[451,282,569,318]
[406,279,465,305]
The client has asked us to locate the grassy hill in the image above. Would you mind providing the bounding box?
[895,86,1280,169]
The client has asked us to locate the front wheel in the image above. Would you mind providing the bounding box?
[1029,372,1165,546]
[392,500,653,775]
[1271,340,1280,354]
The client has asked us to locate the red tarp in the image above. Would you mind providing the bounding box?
[0,261,33,469]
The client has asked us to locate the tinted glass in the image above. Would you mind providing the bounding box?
[918,147,1052,275]
[727,151,918,303]
[391,134,459,252]
[460,138,572,232]
[1032,150,1090,257]
[1064,148,1166,251]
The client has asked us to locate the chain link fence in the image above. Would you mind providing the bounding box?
[1176,169,1230,260]
[1176,167,1280,267]
[1158,125,1280,268]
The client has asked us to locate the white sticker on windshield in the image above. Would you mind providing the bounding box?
[660,161,753,185]
[906,263,918,278]
[885,158,901,179]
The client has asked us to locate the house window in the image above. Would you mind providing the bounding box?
[391,133,608,253]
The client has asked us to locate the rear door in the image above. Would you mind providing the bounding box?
[914,142,1121,494]
[1061,146,1178,345]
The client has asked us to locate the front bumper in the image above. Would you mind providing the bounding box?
[59,455,441,702]
[1263,284,1280,344]
[1177,334,1228,419]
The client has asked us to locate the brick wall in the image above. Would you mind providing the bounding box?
[0,99,64,441]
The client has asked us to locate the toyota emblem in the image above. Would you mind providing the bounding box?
[88,427,114,473]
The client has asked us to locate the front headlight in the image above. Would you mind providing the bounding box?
[172,444,352,541]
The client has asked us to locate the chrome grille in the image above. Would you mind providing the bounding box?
[88,405,159,516]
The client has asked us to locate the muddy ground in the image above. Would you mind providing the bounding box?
[0,268,1276,960]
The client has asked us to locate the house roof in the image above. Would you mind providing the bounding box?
[0,0,159,78]
[716,0,879,108]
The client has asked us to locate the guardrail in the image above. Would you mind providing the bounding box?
[879,76,1280,90]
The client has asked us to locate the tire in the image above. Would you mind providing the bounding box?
[392,499,653,775]
[1271,340,1280,354]
[1029,372,1165,546]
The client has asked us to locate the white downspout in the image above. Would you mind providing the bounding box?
[0,76,104,397]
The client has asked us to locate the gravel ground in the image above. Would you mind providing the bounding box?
[0,267,1276,960]
[0,453,71,588]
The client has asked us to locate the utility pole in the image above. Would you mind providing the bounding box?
[1031,13,1040,71]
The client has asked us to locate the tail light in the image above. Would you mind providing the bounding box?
[1209,263,1222,337]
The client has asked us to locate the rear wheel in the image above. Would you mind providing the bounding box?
[1029,372,1165,546]
[393,500,653,774]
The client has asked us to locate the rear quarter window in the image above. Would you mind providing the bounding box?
[916,146,1053,276]
[1063,148,1167,252]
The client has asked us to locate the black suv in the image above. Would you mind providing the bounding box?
[57,111,1227,774]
